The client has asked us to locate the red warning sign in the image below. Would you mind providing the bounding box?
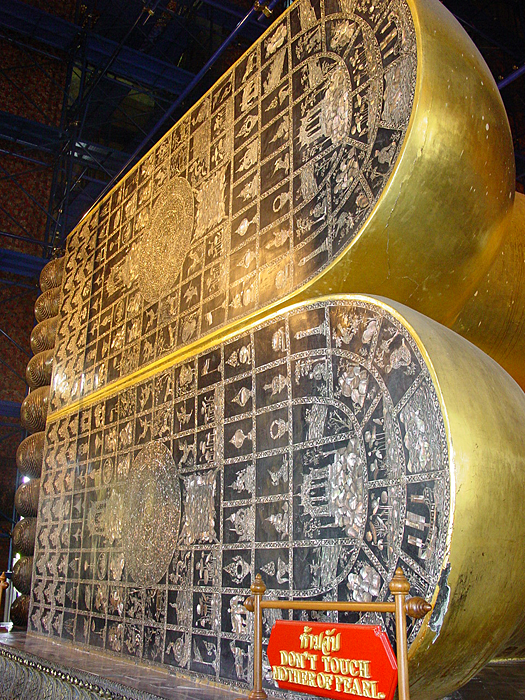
[266,621,398,700]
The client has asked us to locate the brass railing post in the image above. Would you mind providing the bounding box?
[242,570,430,700]
[0,572,9,621]
[389,567,411,700]
[249,573,267,700]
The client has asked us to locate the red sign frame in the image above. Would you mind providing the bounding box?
[266,620,398,700]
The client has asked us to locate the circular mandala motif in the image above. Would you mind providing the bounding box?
[122,441,181,586]
[290,10,416,262]
[220,298,450,647]
[135,177,194,302]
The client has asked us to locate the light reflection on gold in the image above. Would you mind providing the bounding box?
[369,296,525,700]
[452,192,525,390]
[55,0,515,421]
[36,0,525,695]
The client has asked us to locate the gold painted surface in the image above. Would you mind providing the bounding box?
[12,517,37,557]
[304,0,515,324]
[16,432,45,479]
[12,556,33,596]
[20,386,50,434]
[26,349,55,389]
[381,297,525,700]
[51,0,419,413]
[39,257,64,293]
[14,479,40,518]
[50,0,514,418]
[34,292,525,699]
[498,618,525,661]
[10,594,30,626]
[36,295,454,683]
[34,0,523,692]
[452,192,525,390]
[34,288,60,323]
[30,317,57,355]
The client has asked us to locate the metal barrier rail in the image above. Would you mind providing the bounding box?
[242,567,432,700]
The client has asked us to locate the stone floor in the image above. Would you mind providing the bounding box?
[1,627,524,699]
[0,628,237,700]
[443,662,525,700]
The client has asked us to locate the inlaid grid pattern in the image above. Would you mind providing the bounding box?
[50,0,417,412]
[32,299,450,692]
